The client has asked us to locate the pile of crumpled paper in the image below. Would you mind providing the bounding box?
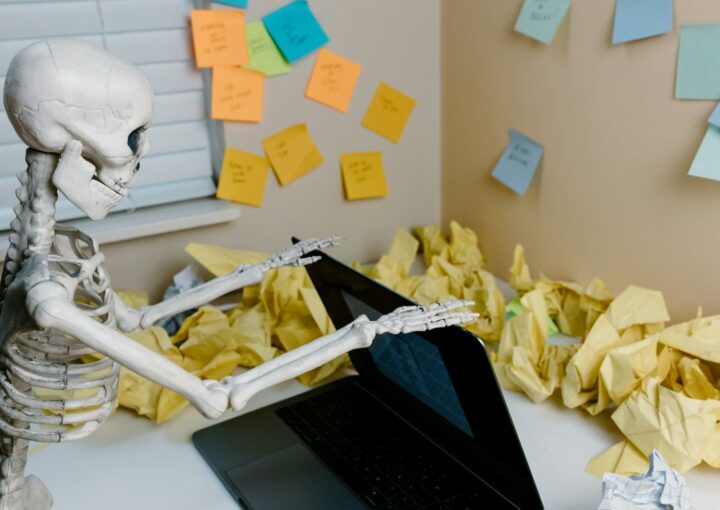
[113,221,720,480]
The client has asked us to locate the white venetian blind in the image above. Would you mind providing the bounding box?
[0,0,218,228]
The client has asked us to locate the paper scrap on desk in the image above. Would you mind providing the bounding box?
[263,0,329,63]
[215,0,248,8]
[586,440,650,478]
[362,82,416,143]
[305,48,362,112]
[597,450,691,510]
[688,125,720,181]
[186,243,268,276]
[340,152,388,200]
[676,23,720,100]
[216,148,270,207]
[612,0,672,45]
[262,124,324,185]
[190,10,248,68]
[491,129,544,196]
[211,67,264,122]
[244,21,290,77]
[514,0,572,45]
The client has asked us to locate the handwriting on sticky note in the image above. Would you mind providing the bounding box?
[514,0,571,45]
[216,148,270,207]
[341,152,388,200]
[263,0,329,63]
[190,10,248,68]
[491,129,544,196]
[361,82,416,143]
[244,21,290,77]
[262,124,324,186]
[212,67,264,122]
[305,48,362,112]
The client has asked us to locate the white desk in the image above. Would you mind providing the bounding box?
[26,374,720,510]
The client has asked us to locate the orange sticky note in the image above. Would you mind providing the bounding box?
[262,124,324,186]
[216,148,270,207]
[362,82,416,143]
[190,10,248,68]
[340,152,388,200]
[211,67,264,122]
[305,48,362,112]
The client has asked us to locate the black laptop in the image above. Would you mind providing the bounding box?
[193,245,543,510]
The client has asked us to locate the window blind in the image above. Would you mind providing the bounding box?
[0,0,218,228]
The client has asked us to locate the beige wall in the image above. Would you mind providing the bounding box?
[443,0,720,321]
[99,0,442,301]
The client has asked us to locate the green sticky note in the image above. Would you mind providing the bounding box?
[689,125,720,181]
[244,21,291,77]
[515,0,572,45]
[504,296,559,335]
[676,24,720,100]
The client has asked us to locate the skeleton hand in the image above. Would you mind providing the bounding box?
[365,299,479,336]
[256,237,342,272]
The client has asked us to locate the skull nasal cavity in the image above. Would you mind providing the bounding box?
[127,127,144,154]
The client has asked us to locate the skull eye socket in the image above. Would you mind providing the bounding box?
[127,126,146,155]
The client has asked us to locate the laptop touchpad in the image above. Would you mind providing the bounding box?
[226,443,364,510]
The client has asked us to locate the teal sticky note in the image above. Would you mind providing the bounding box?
[709,103,720,128]
[514,0,572,45]
[676,24,720,100]
[215,0,248,8]
[689,125,720,181]
[492,129,544,196]
[612,0,672,44]
[263,0,329,63]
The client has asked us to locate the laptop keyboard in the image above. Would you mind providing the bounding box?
[275,384,507,510]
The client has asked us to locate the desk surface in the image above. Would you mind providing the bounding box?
[27,374,720,510]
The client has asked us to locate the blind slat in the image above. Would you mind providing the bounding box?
[0,2,102,39]
[105,28,193,65]
[154,91,206,124]
[138,61,203,94]
[99,0,193,33]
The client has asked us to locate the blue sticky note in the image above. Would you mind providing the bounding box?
[709,103,720,128]
[492,129,544,196]
[676,24,720,100]
[214,0,248,8]
[612,0,672,44]
[689,125,720,181]
[263,0,329,63]
[514,0,572,45]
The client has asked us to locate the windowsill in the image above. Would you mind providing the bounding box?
[0,198,241,256]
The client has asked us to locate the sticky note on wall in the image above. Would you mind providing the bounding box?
[491,129,544,196]
[612,0,673,45]
[514,0,571,45]
[676,23,720,100]
[211,67,264,122]
[341,152,388,200]
[689,125,720,181]
[263,0,329,63]
[244,21,290,77]
[262,124,324,185]
[305,49,362,112]
[217,148,270,207]
[362,83,416,143]
[190,10,248,68]
[215,0,248,8]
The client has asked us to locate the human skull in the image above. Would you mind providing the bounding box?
[3,39,154,220]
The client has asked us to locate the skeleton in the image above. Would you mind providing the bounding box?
[0,39,477,510]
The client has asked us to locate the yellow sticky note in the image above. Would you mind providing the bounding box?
[216,148,270,207]
[340,152,388,200]
[190,10,249,68]
[305,48,362,112]
[262,124,324,186]
[362,82,416,143]
[211,67,264,122]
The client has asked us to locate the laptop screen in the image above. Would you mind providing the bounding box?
[341,291,475,438]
